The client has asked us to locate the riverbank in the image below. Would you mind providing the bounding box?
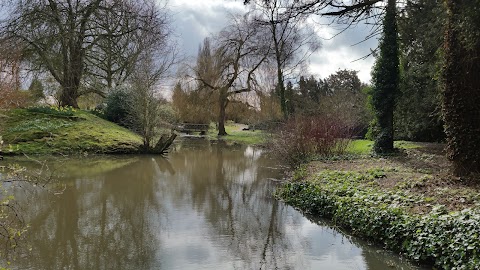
[0,109,266,156]
[0,107,143,155]
[207,123,266,145]
[277,143,480,269]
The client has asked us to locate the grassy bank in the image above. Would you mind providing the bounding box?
[277,144,480,269]
[207,123,266,145]
[0,107,143,155]
[346,139,420,155]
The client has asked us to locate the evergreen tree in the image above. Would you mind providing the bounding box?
[28,78,45,102]
[442,0,480,175]
[370,0,399,154]
[285,81,295,116]
[396,0,445,142]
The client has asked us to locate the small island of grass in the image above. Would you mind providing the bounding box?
[0,107,143,155]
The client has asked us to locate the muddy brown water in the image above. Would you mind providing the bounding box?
[1,140,424,269]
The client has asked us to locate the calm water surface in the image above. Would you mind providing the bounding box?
[4,140,422,270]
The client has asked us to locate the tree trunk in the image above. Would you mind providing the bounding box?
[276,65,287,119]
[59,85,79,108]
[442,0,480,175]
[218,89,228,136]
[152,132,177,155]
[59,46,84,108]
[272,30,287,119]
[372,0,399,154]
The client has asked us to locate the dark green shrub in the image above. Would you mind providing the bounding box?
[104,90,131,127]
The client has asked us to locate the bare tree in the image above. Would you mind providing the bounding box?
[0,0,170,108]
[245,0,384,24]
[196,14,270,135]
[250,0,320,118]
[126,33,179,152]
[84,1,172,93]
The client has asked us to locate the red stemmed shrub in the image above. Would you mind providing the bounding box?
[270,115,352,167]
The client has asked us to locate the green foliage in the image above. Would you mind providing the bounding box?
[103,89,131,127]
[4,107,78,144]
[396,0,445,142]
[370,0,399,154]
[289,75,324,115]
[292,164,309,181]
[456,0,480,51]
[28,78,45,102]
[277,170,480,269]
[104,88,178,132]
[158,103,178,124]
[441,0,480,175]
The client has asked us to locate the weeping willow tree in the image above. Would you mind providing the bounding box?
[195,14,270,136]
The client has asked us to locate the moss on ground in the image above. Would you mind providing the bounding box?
[1,108,143,155]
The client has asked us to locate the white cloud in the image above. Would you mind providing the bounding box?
[309,18,378,82]
[309,36,376,83]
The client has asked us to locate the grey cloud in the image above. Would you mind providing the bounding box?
[171,1,246,58]
[170,1,377,82]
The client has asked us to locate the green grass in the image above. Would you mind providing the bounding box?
[346,140,373,154]
[207,123,266,145]
[346,140,420,155]
[1,108,143,155]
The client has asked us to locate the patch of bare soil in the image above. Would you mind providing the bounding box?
[309,143,480,214]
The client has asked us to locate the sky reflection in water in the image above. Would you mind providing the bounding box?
[6,140,420,270]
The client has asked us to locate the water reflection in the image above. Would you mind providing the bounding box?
[5,140,421,269]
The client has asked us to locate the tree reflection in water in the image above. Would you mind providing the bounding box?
[6,141,422,270]
[12,157,163,269]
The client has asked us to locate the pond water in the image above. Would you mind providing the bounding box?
[2,140,422,269]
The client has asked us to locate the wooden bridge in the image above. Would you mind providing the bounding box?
[176,123,210,135]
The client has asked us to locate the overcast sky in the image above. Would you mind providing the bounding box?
[169,0,378,83]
